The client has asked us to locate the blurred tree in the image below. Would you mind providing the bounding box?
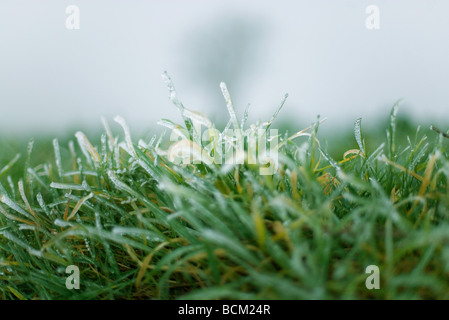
[180,14,266,124]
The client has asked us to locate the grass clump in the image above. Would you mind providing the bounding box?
[1,74,449,300]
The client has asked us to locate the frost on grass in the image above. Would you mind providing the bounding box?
[1,74,448,300]
[156,73,311,175]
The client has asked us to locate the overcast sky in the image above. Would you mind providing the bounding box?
[0,0,448,136]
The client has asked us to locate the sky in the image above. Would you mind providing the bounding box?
[0,0,448,136]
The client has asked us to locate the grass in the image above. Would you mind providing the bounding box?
[1,74,449,300]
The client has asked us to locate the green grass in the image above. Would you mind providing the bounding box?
[1,75,449,300]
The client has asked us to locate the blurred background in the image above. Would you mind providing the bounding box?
[0,0,448,157]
